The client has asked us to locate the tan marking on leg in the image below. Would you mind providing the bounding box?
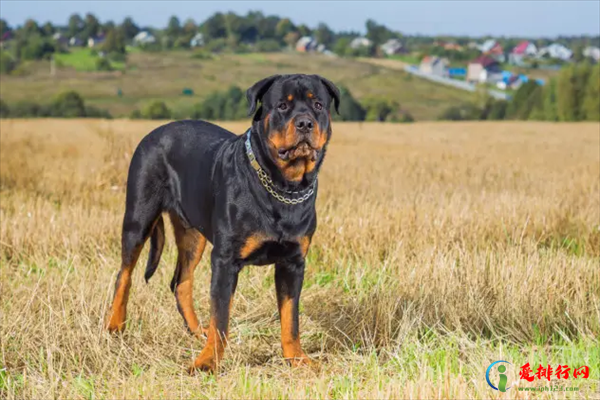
[172,213,207,338]
[107,245,142,332]
[279,296,310,366]
[298,236,311,257]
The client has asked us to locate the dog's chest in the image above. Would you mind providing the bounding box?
[239,233,309,266]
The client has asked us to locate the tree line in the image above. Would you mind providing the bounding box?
[2,12,598,64]
[0,91,111,118]
[129,85,413,122]
[438,63,599,121]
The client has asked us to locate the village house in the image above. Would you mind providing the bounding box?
[381,38,406,55]
[443,42,464,51]
[133,31,156,46]
[0,30,13,49]
[52,32,69,45]
[466,55,502,84]
[87,34,106,48]
[296,36,318,52]
[419,56,449,77]
[537,43,572,61]
[496,71,528,90]
[583,46,600,62]
[349,37,373,50]
[190,32,204,48]
[509,40,538,65]
[69,36,85,47]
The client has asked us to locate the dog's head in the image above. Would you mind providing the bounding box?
[247,74,340,183]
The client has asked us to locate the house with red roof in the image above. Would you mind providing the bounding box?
[0,30,13,49]
[466,55,502,84]
[509,41,538,65]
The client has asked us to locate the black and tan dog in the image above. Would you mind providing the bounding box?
[106,74,339,373]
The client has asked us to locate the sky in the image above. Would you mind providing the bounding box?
[1,1,599,38]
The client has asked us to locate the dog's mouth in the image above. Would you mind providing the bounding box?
[277,141,318,161]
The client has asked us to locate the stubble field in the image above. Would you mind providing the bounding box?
[1,119,599,399]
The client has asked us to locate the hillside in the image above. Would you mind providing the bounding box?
[0,51,474,120]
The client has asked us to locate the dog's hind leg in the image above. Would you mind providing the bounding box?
[170,212,207,338]
[107,182,163,333]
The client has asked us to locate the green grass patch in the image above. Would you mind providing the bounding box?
[54,49,125,72]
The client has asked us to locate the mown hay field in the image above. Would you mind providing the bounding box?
[1,119,599,399]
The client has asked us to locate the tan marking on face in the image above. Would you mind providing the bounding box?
[307,92,314,99]
[287,94,293,101]
[268,118,328,182]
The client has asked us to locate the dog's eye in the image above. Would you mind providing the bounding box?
[314,102,323,111]
[278,103,288,111]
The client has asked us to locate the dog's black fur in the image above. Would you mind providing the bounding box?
[106,74,340,372]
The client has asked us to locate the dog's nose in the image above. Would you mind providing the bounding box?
[295,117,314,133]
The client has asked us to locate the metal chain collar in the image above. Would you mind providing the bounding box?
[244,129,316,205]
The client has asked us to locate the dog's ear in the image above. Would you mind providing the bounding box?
[316,75,340,114]
[246,75,281,116]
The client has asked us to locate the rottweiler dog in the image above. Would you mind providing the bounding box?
[106,74,340,373]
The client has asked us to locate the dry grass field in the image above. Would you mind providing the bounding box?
[1,119,599,399]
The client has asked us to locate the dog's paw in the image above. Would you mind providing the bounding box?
[106,317,126,334]
[188,351,217,374]
[285,353,313,367]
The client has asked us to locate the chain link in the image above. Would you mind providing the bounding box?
[245,129,316,205]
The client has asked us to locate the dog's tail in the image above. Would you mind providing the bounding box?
[144,215,165,283]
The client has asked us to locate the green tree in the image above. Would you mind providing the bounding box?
[95,57,112,71]
[572,44,585,62]
[275,18,295,40]
[102,29,126,54]
[81,13,101,39]
[166,16,182,38]
[41,22,55,36]
[51,91,86,117]
[201,12,227,41]
[583,64,600,121]
[67,14,84,38]
[438,106,463,120]
[22,19,41,37]
[556,65,577,121]
[120,17,140,41]
[333,37,352,56]
[0,19,10,36]
[0,52,16,74]
[487,100,508,120]
[102,21,116,32]
[19,37,56,60]
[335,86,366,121]
[143,101,171,119]
[365,19,393,45]
[0,99,10,118]
[542,78,558,121]
[557,63,592,121]
[296,24,311,37]
[315,23,334,47]
[364,99,393,121]
[506,81,543,120]
[284,31,300,49]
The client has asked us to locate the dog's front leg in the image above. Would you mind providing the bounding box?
[189,251,239,374]
[275,260,311,366]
